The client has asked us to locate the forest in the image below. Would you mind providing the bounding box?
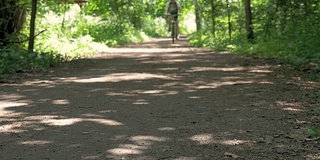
[0,0,319,76]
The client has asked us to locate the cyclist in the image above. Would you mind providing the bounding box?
[165,0,181,39]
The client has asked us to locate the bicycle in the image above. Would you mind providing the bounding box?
[166,14,179,44]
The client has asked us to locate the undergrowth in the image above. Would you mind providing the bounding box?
[0,46,62,74]
[0,4,160,75]
[188,27,320,78]
[0,3,195,75]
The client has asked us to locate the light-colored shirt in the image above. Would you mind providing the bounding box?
[166,1,181,14]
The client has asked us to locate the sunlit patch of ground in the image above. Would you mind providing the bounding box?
[0,34,318,160]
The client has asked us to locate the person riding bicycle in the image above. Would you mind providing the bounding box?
[165,0,181,39]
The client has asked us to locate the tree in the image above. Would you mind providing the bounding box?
[28,0,37,52]
[194,0,201,31]
[226,0,231,40]
[0,0,26,46]
[244,0,254,43]
[210,0,216,36]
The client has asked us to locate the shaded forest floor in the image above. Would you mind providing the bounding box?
[0,36,319,159]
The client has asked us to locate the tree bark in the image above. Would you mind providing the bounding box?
[194,0,201,31]
[0,0,17,45]
[244,0,254,43]
[210,0,215,36]
[226,0,231,40]
[28,0,37,52]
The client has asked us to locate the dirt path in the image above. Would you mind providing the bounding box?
[0,36,319,160]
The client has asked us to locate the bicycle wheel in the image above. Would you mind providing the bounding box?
[171,21,175,44]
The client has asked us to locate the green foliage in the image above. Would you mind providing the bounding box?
[188,0,320,73]
[2,0,318,76]
[3,0,196,75]
[2,0,168,74]
[0,46,62,74]
[307,128,320,138]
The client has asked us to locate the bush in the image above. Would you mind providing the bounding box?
[0,46,62,74]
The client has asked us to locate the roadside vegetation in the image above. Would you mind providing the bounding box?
[0,0,194,74]
[188,1,320,76]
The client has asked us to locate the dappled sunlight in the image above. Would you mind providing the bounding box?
[158,127,176,131]
[60,72,177,83]
[141,58,196,65]
[0,101,29,117]
[81,113,106,118]
[0,94,25,100]
[41,118,124,126]
[133,90,168,94]
[105,89,180,100]
[188,66,245,72]
[132,89,179,96]
[174,76,274,91]
[106,91,136,97]
[220,76,273,84]
[85,118,124,126]
[40,118,82,126]
[107,145,143,156]
[132,99,150,105]
[156,67,179,71]
[188,96,200,99]
[107,135,170,157]
[129,135,169,142]
[185,80,254,89]
[160,58,193,64]
[30,80,57,88]
[189,134,214,145]
[201,80,254,89]
[18,140,53,145]
[158,82,180,88]
[276,101,305,112]
[0,35,317,159]
[0,101,29,109]
[0,115,124,133]
[52,99,70,105]
[283,107,304,112]
[219,139,248,146]
[189,134,248,146]
[188,65,273,74]
[257,81,273,84]
[99,48,193,54]
[248,68,273,73]
[0,121,32,133]
[248,65,273,73]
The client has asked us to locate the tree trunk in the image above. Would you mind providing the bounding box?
[244,0,254,43]
[28,0,37,52]
[226,0,231,40]
[0,0,16,45]
[210,0,215,36]
[194,0,201,31]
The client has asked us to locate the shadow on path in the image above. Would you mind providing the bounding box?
[0,36,319,159]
